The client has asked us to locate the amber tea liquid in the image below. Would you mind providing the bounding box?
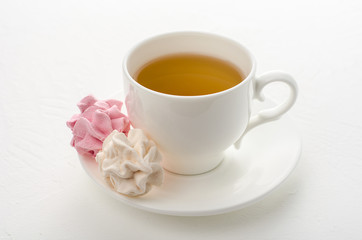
[134,54,245,96]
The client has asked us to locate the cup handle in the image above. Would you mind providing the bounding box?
[234,70,298,149]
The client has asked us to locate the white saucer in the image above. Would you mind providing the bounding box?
[78,99,301,216]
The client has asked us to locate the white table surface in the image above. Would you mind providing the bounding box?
[1,0,362,239]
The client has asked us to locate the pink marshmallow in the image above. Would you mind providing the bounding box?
[67,95,130,157]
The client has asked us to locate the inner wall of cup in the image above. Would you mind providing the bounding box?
[126,32,253,80]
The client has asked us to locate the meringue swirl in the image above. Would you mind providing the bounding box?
[66,95,130,157]
[96,129,163,197]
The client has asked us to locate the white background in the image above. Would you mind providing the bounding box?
[1,0,362,239]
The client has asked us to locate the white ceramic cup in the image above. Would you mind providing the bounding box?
[123,32,298,175]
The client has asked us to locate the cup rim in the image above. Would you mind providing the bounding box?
[122,31,256,99]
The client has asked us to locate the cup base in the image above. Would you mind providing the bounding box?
[161,152,225,175]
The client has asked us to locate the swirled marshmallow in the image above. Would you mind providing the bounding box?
[96,129,164,197]
[66,95,130,157]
